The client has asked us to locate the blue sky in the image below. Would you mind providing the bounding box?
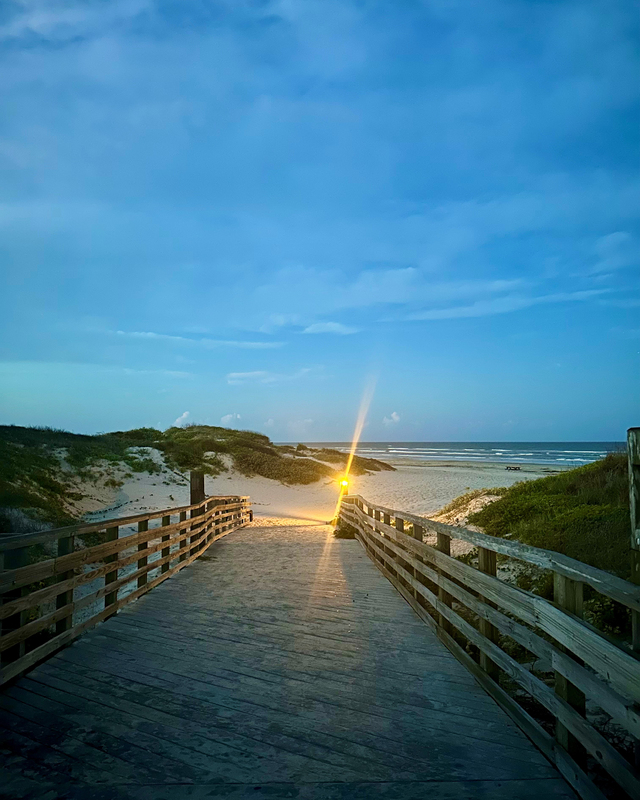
[1,0,638,442]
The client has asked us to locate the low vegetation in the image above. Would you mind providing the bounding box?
[0,424,393,532]
[462,453,631,636]
[468,453,630,579]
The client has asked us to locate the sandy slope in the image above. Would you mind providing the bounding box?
[84,458,557,525]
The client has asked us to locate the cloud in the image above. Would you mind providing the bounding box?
[383,411,400,426]
[226,368,313,385]
[409,290,609,321]
[302,322,359,335]
[0,0,150,42]
[221,412,241,425]
[173,411,190,427]
[589,232,638,275]
[114,331,282,349]
[264,418,275,428]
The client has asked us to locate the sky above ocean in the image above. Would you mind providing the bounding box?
[1,1,638,441]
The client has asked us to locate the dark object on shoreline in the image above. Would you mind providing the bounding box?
[505,465,521,471]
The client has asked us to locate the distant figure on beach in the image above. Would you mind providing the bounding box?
[505,465,521,471]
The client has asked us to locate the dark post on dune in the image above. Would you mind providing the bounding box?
[190,470,205,509]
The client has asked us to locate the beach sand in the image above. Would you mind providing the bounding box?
[85,458,563,525]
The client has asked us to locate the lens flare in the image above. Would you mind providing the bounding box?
[331,376,376,525]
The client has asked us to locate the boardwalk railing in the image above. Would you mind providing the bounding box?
[0,494,251,687]
[339,495,640,800]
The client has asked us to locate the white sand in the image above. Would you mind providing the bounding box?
[83,457,560,525]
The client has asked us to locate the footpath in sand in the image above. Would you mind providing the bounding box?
[1,520,576,799]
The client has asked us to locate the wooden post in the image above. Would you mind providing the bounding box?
[190,471,205,557]
[383,512,390,526]
[104,526,119,613]
[436,533,453,634]
[1,545,30,665]
[554,573,586,767]
[137,520,148,589]
[179,510,188,562]
[412,524,424,601]
[478,547,500,680]
[55,535,74,635]
[628,428,640,652]
[161,516,171,574]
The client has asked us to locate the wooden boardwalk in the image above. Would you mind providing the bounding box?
[1,522,577,799]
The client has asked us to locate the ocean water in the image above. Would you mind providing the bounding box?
[306,442,624,467]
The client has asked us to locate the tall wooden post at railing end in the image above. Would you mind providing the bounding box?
[628,427,640,653]
[190,470,206,509]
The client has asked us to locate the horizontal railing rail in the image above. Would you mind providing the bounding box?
[0,494,251,686]
[339,495,639,800]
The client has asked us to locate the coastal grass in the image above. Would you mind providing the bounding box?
[468,453,630,579]
[0,424,393,532]
[467,453,631,635]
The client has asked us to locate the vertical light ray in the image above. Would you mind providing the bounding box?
[332,376,377,524]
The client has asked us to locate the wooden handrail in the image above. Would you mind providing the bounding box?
[346,495,640,613]
[339,495,640,800]
[0,495,250,551]
[0,494,252,686]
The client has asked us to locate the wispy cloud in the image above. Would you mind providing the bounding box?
[114,331,282,349]
[302,322,359,335]
[409,290,610,321]
[226,368,313,385]
[0,0,149,42]
[383,411,400,426]
[221,412,241,425]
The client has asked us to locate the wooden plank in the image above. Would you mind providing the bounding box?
[478,547,499,681]
[351,505,640,705]
[161,515,171,575]
[345,494,640,613]
[0,518,248,685]
[360,528,639,800]
[0,496,250,551]
[55,535,74,636]
[104,526,119,613]
[554,574,586,768]
[0,545,29,666]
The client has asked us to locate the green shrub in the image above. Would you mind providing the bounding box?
[468,454,630,579]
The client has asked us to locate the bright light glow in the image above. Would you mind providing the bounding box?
[331,376,376,525]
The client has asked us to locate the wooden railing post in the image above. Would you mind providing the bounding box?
[554,573,586,767]
[436,533,453,634]
[137,521,148,588]
[104,526,119,614]
[478,547,500,680]
[161,516,171,574]
[1,545,29,665]
[179,510,187,562]
[55,535,74,635]
[412,523,425,601]
[190,471,206,557]
[628,428,640,653]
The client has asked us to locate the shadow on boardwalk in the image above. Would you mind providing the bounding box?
[0,522,577,799]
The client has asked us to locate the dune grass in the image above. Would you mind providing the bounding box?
[0,424,394,531]
[468,453,630,579]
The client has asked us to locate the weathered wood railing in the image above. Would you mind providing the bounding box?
[339,495,640,800]
[0,494,251,686]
